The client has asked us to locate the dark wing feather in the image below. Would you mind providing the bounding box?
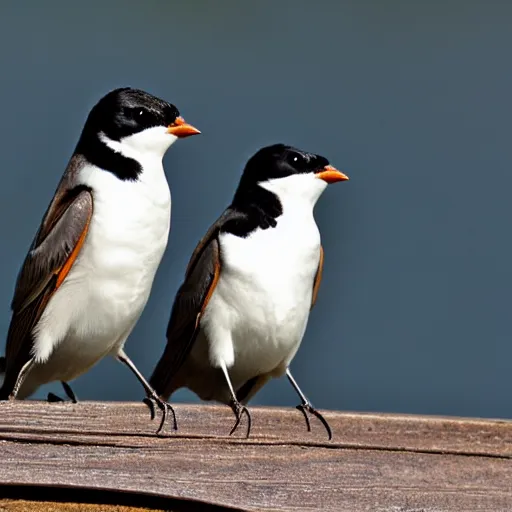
[185,208,244,277]
[150,208,245,399]
[1,186,93,396]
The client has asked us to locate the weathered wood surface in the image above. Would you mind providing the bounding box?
[0,401,512,511]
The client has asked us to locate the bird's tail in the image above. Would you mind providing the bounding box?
[0,356,8,400]
[149,356,171,400]
[149,350,183,401]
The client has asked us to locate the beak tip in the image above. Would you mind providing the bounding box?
[167,123,201,138]
[316,165,349,184]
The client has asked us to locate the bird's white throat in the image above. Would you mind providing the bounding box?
[259,173,328,212]
[100,126,178,163]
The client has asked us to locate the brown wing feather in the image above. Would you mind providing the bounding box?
[1,186,93,397]
[185,209,243,277]
[150,208,245,399]
[150,238,220,399]
[311,245,324,309]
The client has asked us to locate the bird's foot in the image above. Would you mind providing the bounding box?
[229,400,252,438]
[143,394,177,435]
[296,402,333,440]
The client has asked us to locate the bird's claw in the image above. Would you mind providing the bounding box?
[143,396,157,420]
[229,401,252,438]
[296,402,333,440]
[296,403,312,431]
[143,395,177,434]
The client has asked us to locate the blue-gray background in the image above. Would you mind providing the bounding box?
[0,1,511,419]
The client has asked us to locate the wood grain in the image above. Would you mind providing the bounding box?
[0,401,511,511]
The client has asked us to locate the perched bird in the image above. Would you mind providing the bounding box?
[0,87,200,426]
[150,143,348,438]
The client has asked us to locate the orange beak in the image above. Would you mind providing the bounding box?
[315,165,349,184]
[166,116,201,138]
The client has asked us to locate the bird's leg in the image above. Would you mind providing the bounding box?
[286,368,332,440]
[47,381,78,403]
[219,361,252,438]
[9,358,35,400]
[116,348,177,434]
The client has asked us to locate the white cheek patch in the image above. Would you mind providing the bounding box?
[122,126,177,153]
[259,173,327,209]
[101,127,177,161]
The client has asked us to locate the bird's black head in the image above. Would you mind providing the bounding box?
[83,87,180,141]
[233,144,348,201]
[227,144,348,237]
[240,144,331,183]
[75,88,200,180]
[78,87,201,143]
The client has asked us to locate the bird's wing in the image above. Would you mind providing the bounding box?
[2,185,93,394]
[311,245,324,309]
[150,208,246,398]
[184,208,244,277]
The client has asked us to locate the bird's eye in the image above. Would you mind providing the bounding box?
[129,108,152,122]
[288,152,305,166]
[137,109,151,120]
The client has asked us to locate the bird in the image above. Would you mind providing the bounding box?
[0,87,200,429]
[149,143,348,438]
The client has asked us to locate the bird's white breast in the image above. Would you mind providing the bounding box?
[201,202,321,389]
[32,160,171,373]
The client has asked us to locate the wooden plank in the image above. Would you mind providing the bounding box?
[0,401,511,511]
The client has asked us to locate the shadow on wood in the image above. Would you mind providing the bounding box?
[0,485,235,511]
[0,401,511,511]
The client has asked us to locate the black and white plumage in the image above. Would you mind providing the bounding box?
[0,88,200,426]
[150,144,348,438]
